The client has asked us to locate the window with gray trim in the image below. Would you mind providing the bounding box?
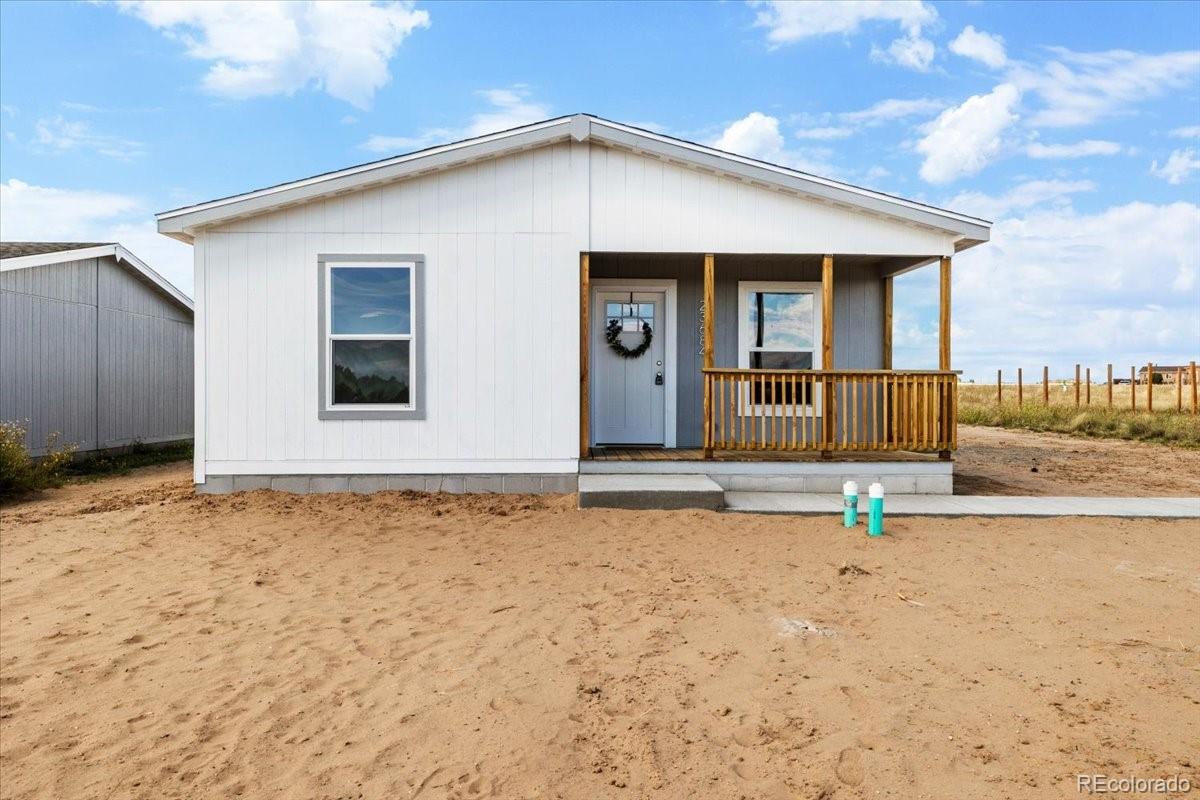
[319,255,425,420]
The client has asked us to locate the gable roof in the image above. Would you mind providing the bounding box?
[157,114,992,248]
[0,242,194,313]
[0,241,114,259]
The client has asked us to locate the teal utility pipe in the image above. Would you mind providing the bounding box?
[868,482,884,537]
[842,481,859,527]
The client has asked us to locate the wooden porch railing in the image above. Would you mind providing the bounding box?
[702,369,958,454]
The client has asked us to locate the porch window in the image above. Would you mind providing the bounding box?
[736,281,822,412]
[318,255,425,420]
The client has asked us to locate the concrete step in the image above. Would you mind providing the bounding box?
[578,474,725,510]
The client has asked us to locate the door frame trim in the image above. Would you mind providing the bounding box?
[590,278,678,448]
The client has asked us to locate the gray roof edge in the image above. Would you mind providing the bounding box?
[158,113,991,242]
[157,116,578,234]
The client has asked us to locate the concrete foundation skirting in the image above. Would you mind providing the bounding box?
[581,459,952,495]
[196,473,579,495]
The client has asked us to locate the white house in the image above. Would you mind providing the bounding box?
[157,114,990,497]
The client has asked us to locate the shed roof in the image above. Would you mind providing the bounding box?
[0,242,193,314]
[0,241,113,259]
[157,114,992,248]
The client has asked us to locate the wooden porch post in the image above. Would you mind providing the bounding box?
[821,255,834,458]
[579,252,590,458]
[938,256,952,459]
[938,257,951,371]
[703,253,715,459]
[882,275,893,370]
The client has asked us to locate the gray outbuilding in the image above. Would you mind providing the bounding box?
[1,242,194,455]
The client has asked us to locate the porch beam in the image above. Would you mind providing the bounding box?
[882,275,893,370]
[703,253,715,459]
[579,252,590,458]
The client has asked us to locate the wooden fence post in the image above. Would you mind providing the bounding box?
[1107,363,1113,408]
[997,369,1002,405]
[1192,361,1198,414]
[1043,365,1049,405]
[1017,367,1023,406]
[1147,363,1154,412]
[1131,366,1136,411]
[1086,367,1091,405]
[1177,368,1183,411]
[1074,364,1080,407]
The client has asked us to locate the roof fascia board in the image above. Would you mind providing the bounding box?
[114,245,195,312]
[589,120,991,242]
[0,244,117,271]
[157,117,576,235]
[155,112,991,244]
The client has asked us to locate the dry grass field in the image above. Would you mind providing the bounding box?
[958,381,1200,448]
[2,458,1199,800]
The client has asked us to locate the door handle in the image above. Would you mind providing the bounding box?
[655,371,664,386]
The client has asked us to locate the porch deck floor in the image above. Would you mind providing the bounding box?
[586,447,942,463]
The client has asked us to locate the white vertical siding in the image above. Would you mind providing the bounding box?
[200,142,585,474]
[196,137,957,477]
[588,144,958,256]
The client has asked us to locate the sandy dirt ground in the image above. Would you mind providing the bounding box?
[2,464,1198,800]
[955,424,1200,496]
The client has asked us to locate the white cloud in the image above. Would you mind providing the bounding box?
[1151,148,1200,184]
[1169,125,1200,139]
[114,0,430,109]
[794,126,854,140]
[791,97,943,141]
[749,0,935,43]
[897,201,1200,376]
[1010,47,1200,127]
[462,87,551,137]
[709,112,840,175]
[33,116,145,160]
[361,85,551,153]
[916,83,1020,183]
[839,97,946,125]
[0,179,193,296]
[713,111,785,159]
[1025,139,1121,159]
[945,178,1095,220]
[949,26,1007,69]
[872,33,935,71]
[751,0,937,71]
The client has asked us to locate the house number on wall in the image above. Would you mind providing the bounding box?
[697,300,706,356]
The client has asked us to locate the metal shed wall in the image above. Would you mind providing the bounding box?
[0,255,194,455]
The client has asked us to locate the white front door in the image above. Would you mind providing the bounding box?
[593,290,667,445]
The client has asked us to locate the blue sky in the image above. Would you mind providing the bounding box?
[1,0,1197,379]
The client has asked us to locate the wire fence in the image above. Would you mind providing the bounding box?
[966,362,1198,414]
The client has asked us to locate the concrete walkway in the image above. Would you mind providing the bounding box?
[724,493,1200,517]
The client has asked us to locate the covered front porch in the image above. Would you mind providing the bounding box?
[578,251,957,466]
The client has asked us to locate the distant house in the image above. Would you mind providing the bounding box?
[1136,365,1195,384]
[1,242,194,455]
[157,114,992,496]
